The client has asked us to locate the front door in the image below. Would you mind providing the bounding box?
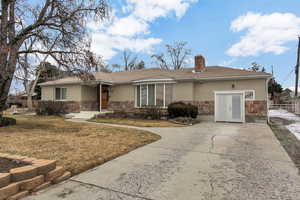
[101,87,109,109]
[215,92,245,123]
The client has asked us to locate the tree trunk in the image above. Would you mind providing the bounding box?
[27,93,33,111]
[0,46,19,115]
[0,72,13,113]
[0,1,18,118]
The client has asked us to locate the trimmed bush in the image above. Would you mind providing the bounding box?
[36,101,68,116]
[168,102,198,119]
[187,104,198,118]
[0,117,17,127]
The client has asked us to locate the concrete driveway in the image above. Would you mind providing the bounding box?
[25,122,300,200]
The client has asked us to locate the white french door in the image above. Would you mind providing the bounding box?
[215,91,245,123]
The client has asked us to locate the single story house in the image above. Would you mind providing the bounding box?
[39,55,272,123]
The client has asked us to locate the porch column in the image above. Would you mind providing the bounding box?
[99,83,102,112]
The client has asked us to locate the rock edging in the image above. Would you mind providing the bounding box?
[0,153,71,200]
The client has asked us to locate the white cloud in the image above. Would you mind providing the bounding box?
[125,0,198,21]
[91,33,162,60]
[227,12,300,57]
[89,0,198,60]
[107,16,149,36]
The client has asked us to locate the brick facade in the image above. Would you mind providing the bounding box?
[245,100,267,117]
[107,100,267,120]
[194,101,215,115]
[108,101,135,112]
[63,101,81,113]
[191,100,267,117]
[80,101,99,111]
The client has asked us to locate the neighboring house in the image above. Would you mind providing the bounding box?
[6,92,38,108]
[279,88,294,104]
[39,55,272,123]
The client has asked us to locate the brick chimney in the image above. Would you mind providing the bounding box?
[194,55,206,72]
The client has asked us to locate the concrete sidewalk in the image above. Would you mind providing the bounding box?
[25,122,300,200]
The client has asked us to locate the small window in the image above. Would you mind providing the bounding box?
[55,88,67,100]
[245,90,255,100]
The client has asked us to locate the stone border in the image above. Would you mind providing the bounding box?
[0,153,71,200]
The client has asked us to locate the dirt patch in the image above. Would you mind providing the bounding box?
[0,157,30,173]
[269,118,300,172]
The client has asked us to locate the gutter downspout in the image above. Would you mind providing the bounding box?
[266,77,272,124]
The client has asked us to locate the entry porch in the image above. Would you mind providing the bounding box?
[81,82,112,112]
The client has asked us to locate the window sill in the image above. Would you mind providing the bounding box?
[134,107,167,109]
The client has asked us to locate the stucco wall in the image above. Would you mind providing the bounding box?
[81,85,97,101]
[110,84,135,102]
[194,79,267,101]
[41,84,82,101]
[173,82,194,101]
[41,86,54,101]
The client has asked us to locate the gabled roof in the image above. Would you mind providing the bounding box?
[39,66,272,86]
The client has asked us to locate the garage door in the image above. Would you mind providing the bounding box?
[215,91,245,123]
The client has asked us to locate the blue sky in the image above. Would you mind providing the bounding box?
[87,0,300,89]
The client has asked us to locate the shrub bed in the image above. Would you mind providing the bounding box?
[0,117,16,127]
[36,101,68,116]
[168,102,198,118]
[97,106,168,120]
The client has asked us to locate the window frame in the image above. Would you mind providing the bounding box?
[135,83,173,108]
[55,87,67,101]
[244,90,255,100]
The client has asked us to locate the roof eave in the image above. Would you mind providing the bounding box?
[39,80,114,86]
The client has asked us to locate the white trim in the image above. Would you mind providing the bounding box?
[135,86,137,107]
[214,91,245,123]
[163,83,166,108]
[154,84,157,106]
[214,90,246,94]
[140,85,142,107]
[133,78,175,83]
[99,84,102,112]
[266,77,272,123]
[146,85,149,105]
[133,81,176,85]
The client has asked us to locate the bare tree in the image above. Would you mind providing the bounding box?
[123,50,137,71]
[0,0,109,117]
[14,34,61,110]
[152,41,191,70]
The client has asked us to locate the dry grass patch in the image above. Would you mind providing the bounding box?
[90,118,184,127]
[0,115,160,175]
